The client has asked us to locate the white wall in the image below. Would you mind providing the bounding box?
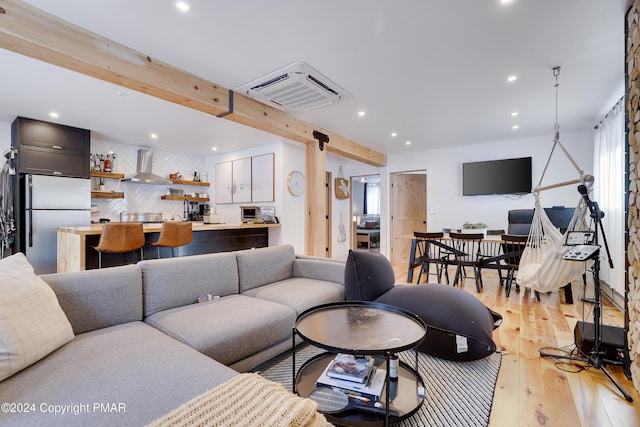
[386,129,594,236]
[0,122,9,151]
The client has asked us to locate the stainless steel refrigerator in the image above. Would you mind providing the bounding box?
[19,174,90,274]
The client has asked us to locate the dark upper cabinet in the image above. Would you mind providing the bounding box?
[11,117,90,178]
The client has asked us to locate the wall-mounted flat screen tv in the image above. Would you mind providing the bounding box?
[463,157,532,196]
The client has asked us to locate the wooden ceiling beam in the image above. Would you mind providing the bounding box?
[0,0,386,167]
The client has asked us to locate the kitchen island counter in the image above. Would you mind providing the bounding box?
[57,222,280,272]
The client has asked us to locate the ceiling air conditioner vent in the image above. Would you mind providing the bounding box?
[235,61,352,113]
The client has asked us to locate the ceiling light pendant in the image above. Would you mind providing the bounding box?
[552,66,561,140]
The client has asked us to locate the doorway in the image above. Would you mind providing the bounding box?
[350,174,381,251]
[390,172,427,264]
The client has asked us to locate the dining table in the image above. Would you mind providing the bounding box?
[405,233,575,303]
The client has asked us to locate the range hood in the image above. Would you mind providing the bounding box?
[121,149,172,184]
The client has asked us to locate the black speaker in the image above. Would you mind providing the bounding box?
[573,321,626,365]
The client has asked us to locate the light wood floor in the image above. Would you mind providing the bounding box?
[392,262,640,427]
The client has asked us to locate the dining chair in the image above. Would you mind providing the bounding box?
[478,239,505,287]
[500,234,534,298]
[486,229,505,236]
[92,222,145,269]
[147,221,193,258]
[413,231,451,284]
[449,232,485,292]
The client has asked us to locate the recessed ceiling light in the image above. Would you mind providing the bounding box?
[357,111,366,117]
[512,125,519,130]
[150,133,158,139]
[405,141,411,145]
[501,0,514,5]
[49,112,59,118]
[511,112,519,117]
[391,132,397,137]
[175,1,192,12]
[212,147,218,151]
[507,75,517,83]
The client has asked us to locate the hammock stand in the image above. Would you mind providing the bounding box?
[516,66,594,293]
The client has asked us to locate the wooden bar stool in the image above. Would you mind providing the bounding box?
[148,221,193,258]
[92,223,145,268]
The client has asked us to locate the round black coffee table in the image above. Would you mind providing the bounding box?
[293,301,427,426]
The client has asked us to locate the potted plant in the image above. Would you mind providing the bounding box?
[461,221,488,235]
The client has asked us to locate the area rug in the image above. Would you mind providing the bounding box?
[252,345,502,427]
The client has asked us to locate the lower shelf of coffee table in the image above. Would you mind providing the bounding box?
[295,353,424,426]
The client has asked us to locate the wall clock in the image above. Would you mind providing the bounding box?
[287,170,305,196]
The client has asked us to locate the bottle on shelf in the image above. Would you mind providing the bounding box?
[103,154,112,173]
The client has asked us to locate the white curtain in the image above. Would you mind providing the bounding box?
[593,98,625,296]
[366,183,380,215]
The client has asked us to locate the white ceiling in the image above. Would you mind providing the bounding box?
[0,0,630,158]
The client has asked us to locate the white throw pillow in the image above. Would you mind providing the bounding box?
[0,253,74,382]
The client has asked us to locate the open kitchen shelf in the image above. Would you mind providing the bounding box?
[169,179,210,187]
[90,171,125,179]
[161,195,209,202]
[91,191,124,199]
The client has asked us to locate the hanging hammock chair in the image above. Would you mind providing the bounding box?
[516,66,594,293]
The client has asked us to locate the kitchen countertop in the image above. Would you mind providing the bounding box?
[58,222,281,236]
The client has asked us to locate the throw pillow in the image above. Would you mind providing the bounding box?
[344,250,395,301]
[364,221,377,229]
[0,253,74,382]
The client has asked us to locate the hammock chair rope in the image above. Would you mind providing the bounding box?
[516,66,594,293]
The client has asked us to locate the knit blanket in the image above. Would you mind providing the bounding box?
[147,373,332,427]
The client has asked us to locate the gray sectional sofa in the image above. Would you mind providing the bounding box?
[0,245,345,426]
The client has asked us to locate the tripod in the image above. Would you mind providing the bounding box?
[549,185,633,402]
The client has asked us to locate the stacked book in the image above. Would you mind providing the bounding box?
[315,354,386,401]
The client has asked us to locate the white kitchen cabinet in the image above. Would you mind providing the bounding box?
[215,153,274,204]
[251,153,274,202]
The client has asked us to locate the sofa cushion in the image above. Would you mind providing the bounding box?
[0,253,74,382]
[375,284,502,361]
[145,295,295,366]
[344,249,395,301]
[40,264,142,334]
[0,321,237,426]
[139,252,239,317]
[236,245,295,293]
[293,257,345,285]
[242,277,345,315]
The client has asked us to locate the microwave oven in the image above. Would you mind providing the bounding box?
[240,206,261,223]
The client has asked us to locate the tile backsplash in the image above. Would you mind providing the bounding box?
[90,139,206,222]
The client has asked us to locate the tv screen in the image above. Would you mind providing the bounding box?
[463,157,532,196]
